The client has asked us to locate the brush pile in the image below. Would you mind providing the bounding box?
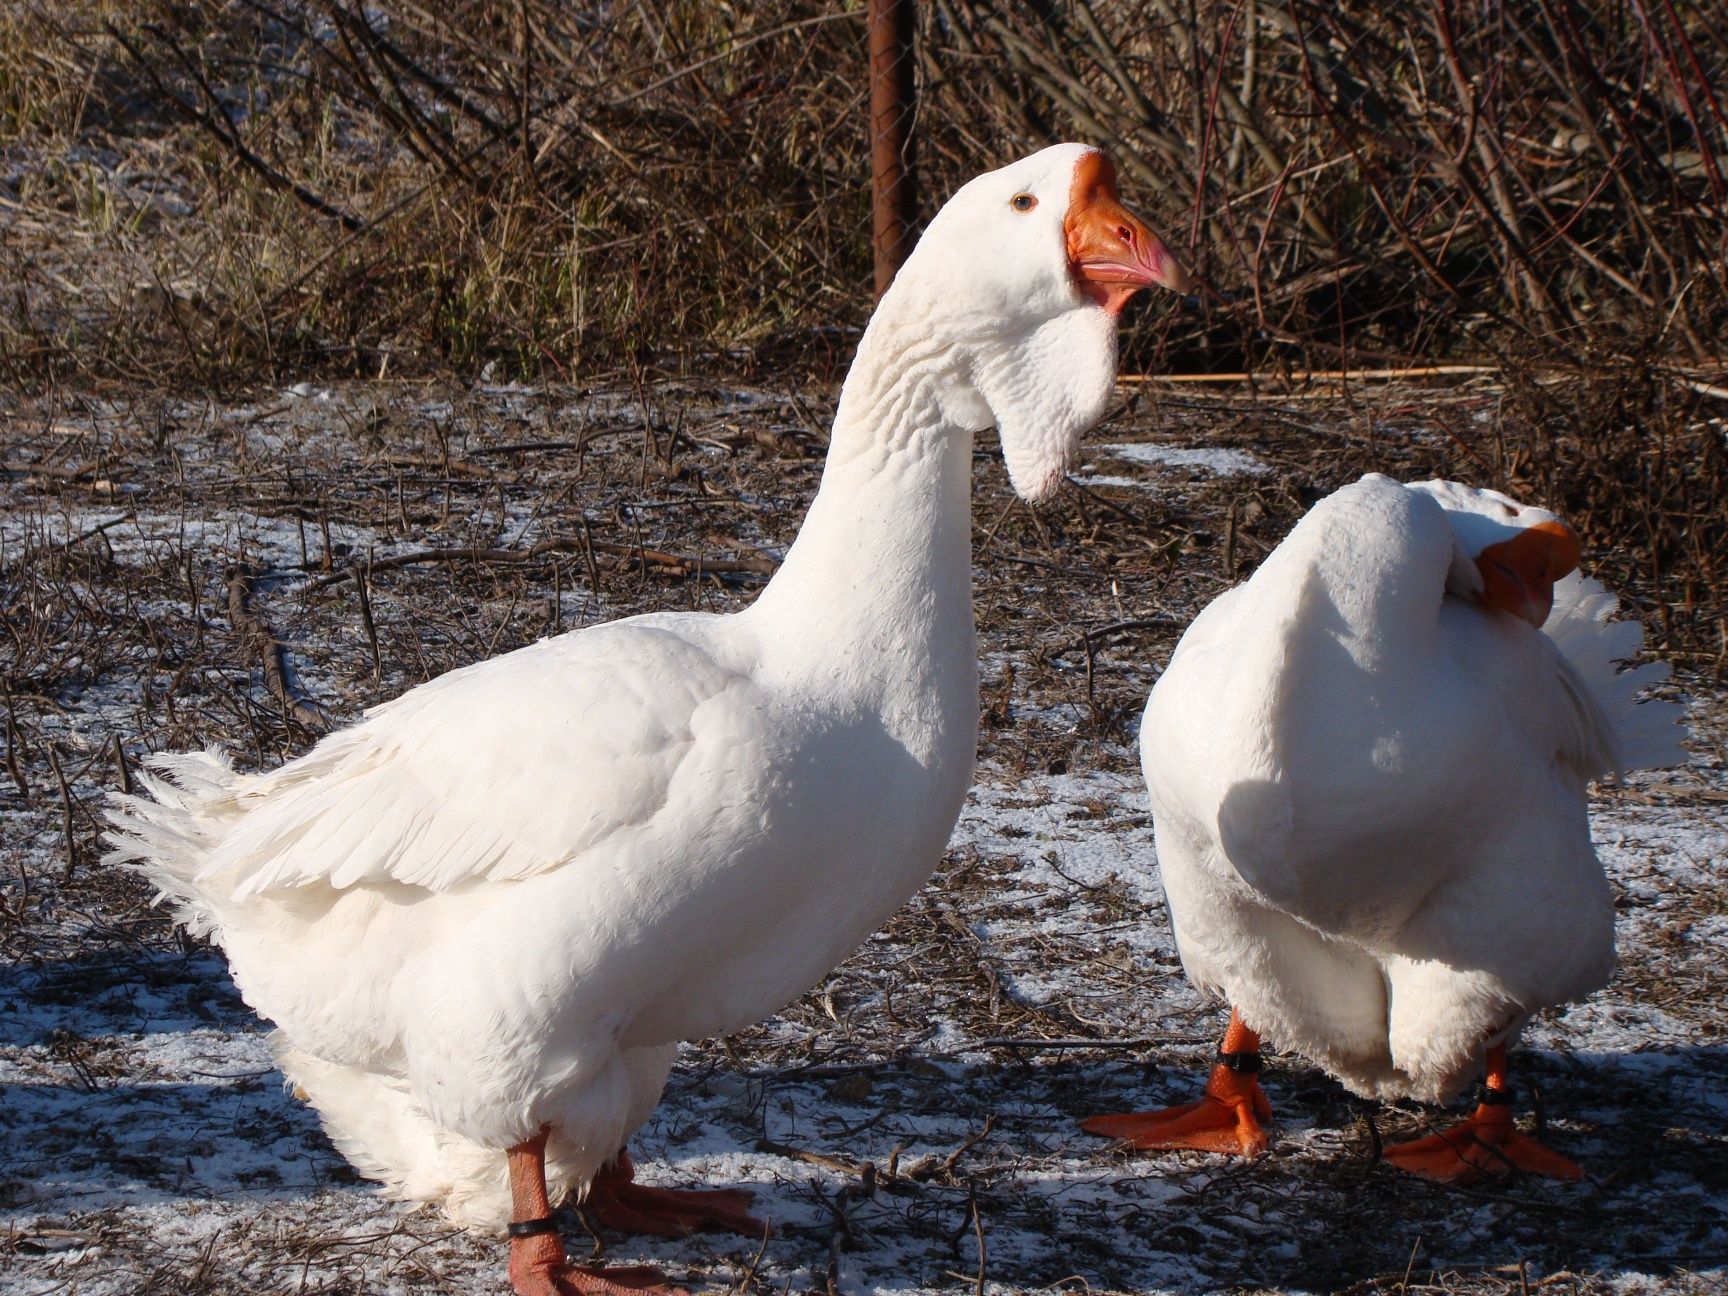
[6,1,1728,377]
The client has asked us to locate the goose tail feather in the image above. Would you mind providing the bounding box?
[103,748,248,939]
[1545,573,1689,775]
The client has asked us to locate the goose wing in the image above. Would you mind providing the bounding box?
[200,618,755,899]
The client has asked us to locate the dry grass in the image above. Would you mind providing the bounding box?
[1,2,874,386]
[4,1,1727,378]
[947,1,1728,364]
[3,2,1726,654]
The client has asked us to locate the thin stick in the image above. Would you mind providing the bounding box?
[111,734,132,797]
[1121,364,1502,384]
[975,1036,1154,1051]
[226,568,331,731]
[1047,618,1186,658]
[49,746,77,879]
[971,1189,987,1296]
[3,697,31,800]
[355,554,383,684]
[755,1139,866,1177]
[60,512,136,549]
[306,535,777,592]
[580,519,603,596]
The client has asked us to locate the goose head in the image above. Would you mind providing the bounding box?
[877,143,1189,502]
[1407,479,1583,628]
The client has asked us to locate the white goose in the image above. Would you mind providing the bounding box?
[108,144,1188,1295]
[1084,474,1686,1182]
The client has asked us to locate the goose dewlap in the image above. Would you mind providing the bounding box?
[868,143,1187,504]
[1064,151,1191,313]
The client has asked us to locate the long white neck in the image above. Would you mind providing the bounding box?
[746,314,979,698]
[1207,479,1455,783]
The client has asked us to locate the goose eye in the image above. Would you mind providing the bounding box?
[1010,193,1037,213]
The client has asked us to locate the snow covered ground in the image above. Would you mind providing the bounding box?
[2,382,1723,1294]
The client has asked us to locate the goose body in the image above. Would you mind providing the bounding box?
[127,602,974,1208]
[1086,473,1685,1178]
[109,144,1187,1291]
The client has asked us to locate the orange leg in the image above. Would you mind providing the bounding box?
[506,1130,678,1296]
[1080,1009,1273,1156]
[584,1149,767,1240]
[1381,1042,1583,1185]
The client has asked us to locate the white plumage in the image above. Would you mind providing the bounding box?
[107,143,1187,1290]
[111,613,960,1220]
[1142,474,1684,1103]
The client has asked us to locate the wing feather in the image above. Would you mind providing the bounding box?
[198,620,746,899]
[1543,572,1689,775]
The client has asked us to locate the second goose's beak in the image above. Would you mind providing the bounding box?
[1476,520,1582,628]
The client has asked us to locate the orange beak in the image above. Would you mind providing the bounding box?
[1065,151,1191,315]
[1475,520,1582,628]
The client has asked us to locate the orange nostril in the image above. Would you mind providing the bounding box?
[1117,225,1134,244]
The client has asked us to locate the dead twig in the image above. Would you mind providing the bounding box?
[3,698,31,800]
[225,567,333,731]
[105,23,366,232]
[305,535,778,592]
[48,745,77,879]
[754,1139,867,1178]
[1046,618,1187,659]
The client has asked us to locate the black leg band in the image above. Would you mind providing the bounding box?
[1474,1083,1515,1107]
[507,1215,558,1239]
[1216,1049,1264,1073]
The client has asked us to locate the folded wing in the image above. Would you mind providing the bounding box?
[198,619,750,899]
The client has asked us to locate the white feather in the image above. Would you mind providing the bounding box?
[1545,571,1688,773]
[105,143,1150,1231]
[1141,474,1690,1103]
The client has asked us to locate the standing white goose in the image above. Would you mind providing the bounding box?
[1083,474,1686,1182]
[108,144,1188,1296]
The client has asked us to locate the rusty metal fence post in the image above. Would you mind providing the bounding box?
[869,0,917,298]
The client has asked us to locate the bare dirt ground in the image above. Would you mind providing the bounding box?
[1,377,1723,1294]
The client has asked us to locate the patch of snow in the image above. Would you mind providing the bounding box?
[1100,442,1272,477]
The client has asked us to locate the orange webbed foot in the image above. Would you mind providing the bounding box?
[507,1133,694,1294]
[510,1257,681,1296]
[1081,1058,1273,1156]
[584,1151,768,1240]
[509,1228,682,1296]
[1382,1100,1583,1185]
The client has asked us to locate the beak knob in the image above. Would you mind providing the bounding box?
[1064,151,1190,314]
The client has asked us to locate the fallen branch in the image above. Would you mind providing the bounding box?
[975,1036,1154,1051]
[1046,617,1186,659]
[62,513,137,549]
[48,745,77,879]
[225,567,332,731]
[754,1139,867,1178]
[305,535,778,592]
[1121,364,1502,384]
[2,460,100,482]
[107,23,365,232]
[921,1113,999,1182]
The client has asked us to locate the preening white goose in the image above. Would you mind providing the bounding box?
[107,144,1188,1296]
[1083,473,1686,1183]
